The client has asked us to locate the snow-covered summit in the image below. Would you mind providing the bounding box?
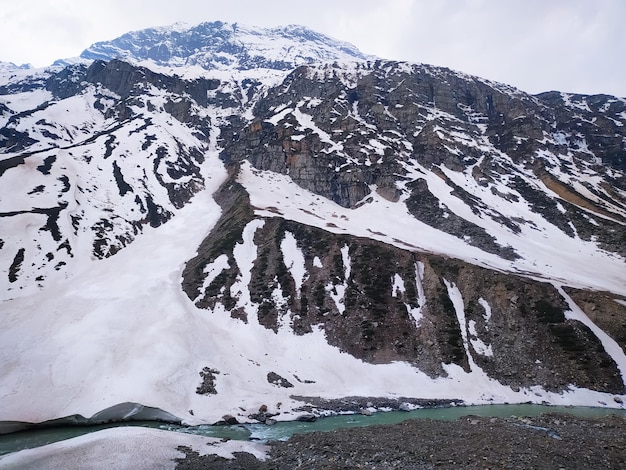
[0,61,32,72]
[80,21,373,72]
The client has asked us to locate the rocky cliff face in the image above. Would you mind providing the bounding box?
[0,22,625,424]
[183,181,624,394]
[223,61,625,259]
[194,59,625,398]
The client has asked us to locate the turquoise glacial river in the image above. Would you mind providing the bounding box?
[1,404,625,456]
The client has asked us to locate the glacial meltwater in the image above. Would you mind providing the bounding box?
[1,404,625,456]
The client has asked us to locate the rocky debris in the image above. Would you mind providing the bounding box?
[220,414,239,425]
[291,396,461,415]
[248,406,279,424]
[248,404,280,424]
[196,367,220,395]
[266,372,294,388]
[7,248,25,283]
[175,413,626,469]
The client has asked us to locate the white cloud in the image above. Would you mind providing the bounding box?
[322,0,418,59]
[383,0,626,95]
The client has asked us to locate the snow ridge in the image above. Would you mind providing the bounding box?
[80,21,372,72]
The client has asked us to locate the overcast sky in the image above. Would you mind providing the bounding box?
[1,0,624,97]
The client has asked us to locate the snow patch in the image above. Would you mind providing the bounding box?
[280,231,307,298]
[468,320,493,357]
[326,244,351,315]
[391,273,405,297]
[0,427,268,469]
[239,161,626,297]
[195,254,230,302]
[478,297,492,324]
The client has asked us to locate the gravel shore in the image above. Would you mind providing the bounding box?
[175,413,626,469]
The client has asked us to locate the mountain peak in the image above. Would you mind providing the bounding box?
[0,61,32,72]
[79,21,372,72]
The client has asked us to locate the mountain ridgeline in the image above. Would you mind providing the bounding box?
[0,21,625,425]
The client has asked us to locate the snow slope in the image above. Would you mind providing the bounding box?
[0,426,268,469]
[240,162,625,296]
[1,153,624,426]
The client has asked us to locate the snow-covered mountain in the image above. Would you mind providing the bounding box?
[80,21,371,72]
[0,21,625,429]
[0,61,31,73]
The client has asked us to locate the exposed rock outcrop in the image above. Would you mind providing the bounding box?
[183,178,624,393]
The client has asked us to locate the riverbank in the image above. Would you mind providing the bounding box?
[175,413,626,469]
